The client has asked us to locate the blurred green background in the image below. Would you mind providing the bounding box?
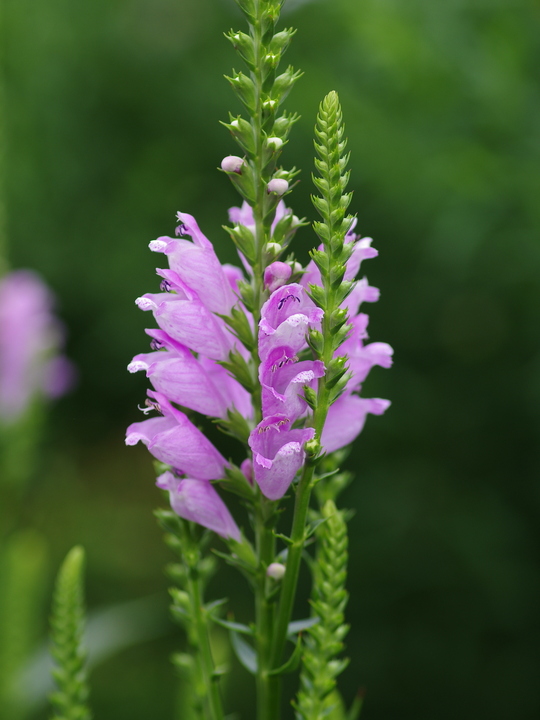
[2,0,540,718]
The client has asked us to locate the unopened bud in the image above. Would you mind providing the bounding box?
[221,155,245,174]
[265,242,281,259]
[262,99,277,112]
[305,437,321,458]
[266,562,286,581]
[264,261,292,292]
[267,178,289,195]
[266,136,283,151]
[240,458,253,485]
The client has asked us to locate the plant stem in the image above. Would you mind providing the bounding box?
[254,498,276,720]
[268,460,315,675]
[186,554,224,720]
[248,6,282,719]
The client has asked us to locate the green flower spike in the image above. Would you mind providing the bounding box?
[295,500,350,720]
[49,546,91,720]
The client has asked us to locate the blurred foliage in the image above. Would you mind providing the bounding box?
[2,0,540,718]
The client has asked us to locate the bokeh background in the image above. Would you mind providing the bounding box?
[2,0,540,718]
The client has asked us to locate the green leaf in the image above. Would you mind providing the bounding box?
[287,617,320,635]
[230,631,258,674]
[268,633,303,676]
[212,617,253,635]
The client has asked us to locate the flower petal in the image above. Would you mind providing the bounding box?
[157,471,241,541]
[321,394,390,453]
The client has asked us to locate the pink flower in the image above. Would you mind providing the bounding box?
[126,392,228,480]
[149,212,236,314]
[128,329,251,419]
[258,283,323,361]
[0,270,74,422]
[321,394,390,454]
[157,471,241,541]
[135,271,233,361]
[248,415,315,500]
[260,346,324,420]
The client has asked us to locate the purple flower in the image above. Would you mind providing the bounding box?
[260,346,324,420]
[321,393,391,454]
[259,283,323,361]
[0,270,74,422]
[248,415,315,500]
[228,200,289,232]
[264,261,292,292]
[339,314,393,390]
[301,232,378,291]
[148,213,236,314]
[157,471,241,541]
[135,270,234,361]
[128,329,251,420]
[341,277,380,317]
[125,392,228,480]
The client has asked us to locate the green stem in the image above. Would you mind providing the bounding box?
[248,7,281,719]
[269,461,315,673]
[254,498,276,720]
[187,564,224,720]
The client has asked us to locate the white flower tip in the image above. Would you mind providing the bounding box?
[230,119,240,128]
[221,155,245,173]
[135,297,156,311]
[125,433,140,446]
[265,242,281,256]
[267,178,289,195]
[266,136,283,151]
[127,360,149,373]
[266,562,286,581]
[149,239,168,253]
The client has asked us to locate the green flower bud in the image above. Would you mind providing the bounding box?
[226,71,257,114]
[226,29,255,69]
[223,116,256,156]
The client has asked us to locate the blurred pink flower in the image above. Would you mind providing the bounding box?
[0,270,74,422]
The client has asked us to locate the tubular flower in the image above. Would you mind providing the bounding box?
[260,346,324,421]
[149,212,236,314]
[339,314,393,390]
[157,471,241,541]
[259,283,323,361]
[128,329,251,419]
[128,210,251,536]
[0,270,74,422]
[126,392,228,481]
[321,394,391,454]
[135,271,233,361]
[229,199,289,233]
[248,415,315,500]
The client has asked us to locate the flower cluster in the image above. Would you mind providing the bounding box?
[126,201,392,532]
[0,270,74,423]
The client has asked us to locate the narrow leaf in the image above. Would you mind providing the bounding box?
[230,631,258,674]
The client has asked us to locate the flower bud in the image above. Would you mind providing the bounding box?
[264,261,292,292]
[262,99,278,113]
[240,457,253,485]
[267,178,289,195]
[266,136,283,151]
[266,562,286,581]
[221,155,245,174]
[265,242,282,260]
